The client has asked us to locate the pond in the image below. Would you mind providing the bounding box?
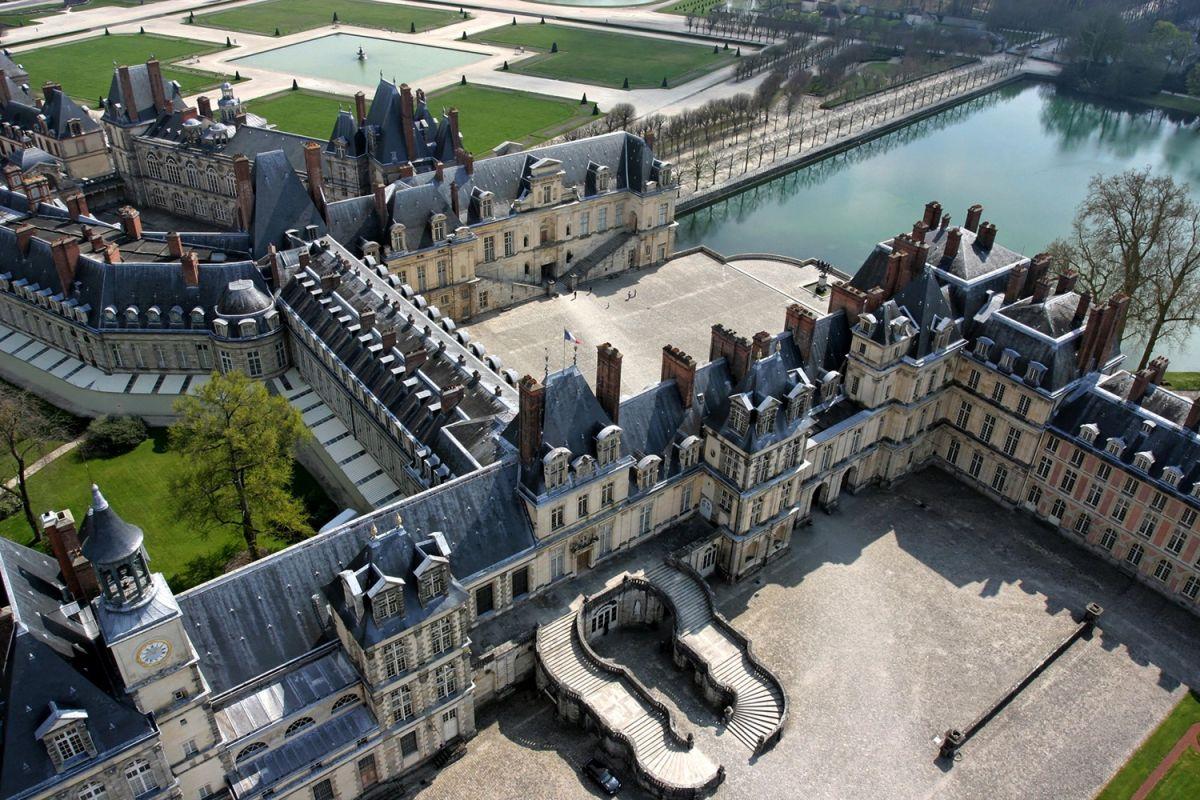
[233,33,486,88]
[676,81,1200,369]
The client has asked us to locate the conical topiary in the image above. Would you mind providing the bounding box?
[235,70,242,80]
[332,11,338,22]
[713,44,718,54]
[512,16,517,25]
[461,30,467,40]
[580,92,587,104]
[104,26,110,35]
[502,60,509,70]
[540,16,545,23]
[188,11,194,22]
[274,27,281,36]
[550,42,558,53]
[410,21,416,33]
[460,74,466,85]
[622,77,629,90]
[592,103,600,115]
[661,77,668,88]
[139,25,145,33]
[292,78,299,90]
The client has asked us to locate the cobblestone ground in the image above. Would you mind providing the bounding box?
[416,469,1200,799]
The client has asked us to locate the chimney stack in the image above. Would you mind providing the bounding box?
[146,59,166,114]
[14,223,34,255]
[379,328,397,352]
[233,154,254,231]
[1148,355,1169,386]
[117,65,137,122]
[1,163,18,190]
[595,343,623,424]
[40,510,97,602]
[1055,269,1078,295]
[448,107,461,148]
[1185,397,1200,432]
[911,220,929,244]
[398,162,415,180]
[303,141,326,219]
[710,324,752,383]
[117,206,143,239]
[181,251,199,286]
[517,375,545,468]
[0,70,9,105]
[751,330,772,361]
[373,183,388,230]
[1127,369,1153,404]
[434,161,444,182]
[166,230,184,258]
[976,221,997,250]
[964,203,983,233]
[940,213,951,230]
[64,192,89,219]
[1071,291,1091,329]
[785,303,817,359]
[41,81,61,101]
[1032,273,1054,303]
[103,242,121,264]
[50,238,80,295]
[944,227,962,261]
[355,91,367,125]
[922,200,942,228]
[399,83,416,158]
[197,95,212,119]
[661,345,696,409]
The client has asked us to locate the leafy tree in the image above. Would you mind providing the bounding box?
[1050,168,1200,371]
[1188,64,1200,97]
[0,387,68,542]
[169,371,311,560]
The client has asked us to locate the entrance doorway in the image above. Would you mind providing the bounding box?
[441,708,459,741]
[590,600,618,635]
[575,547,592,573]
[698,543,717,577]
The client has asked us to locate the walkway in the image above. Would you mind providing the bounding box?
[5,437,82,491]
[1130,723,1200,800]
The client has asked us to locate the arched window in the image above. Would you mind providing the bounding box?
[332,693,359,711]
[150,186,165,207]
[186,162,199,188]
[206,168,219,193]
[173,194,186,214]
[235,742,267,763]
[145,154,160,180]
[124,759,158,796]
[225,173,236,196]
[164,159,181,184]
[77,781,107,800]
[284,717,315,738]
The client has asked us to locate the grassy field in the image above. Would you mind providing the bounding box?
[1097,691,1200,800]
[1136,93,1200,116]
[195,0,464,37]
[253,85,596,152]
[15,33,231,103]
[0,0,164,28]
[0,428,336,592]
[1164,372,1200,391]
[472,23,733,89]
[659,0,754,15]
[1150,748,1200,799]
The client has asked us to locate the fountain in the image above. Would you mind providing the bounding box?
[357,46,367,61]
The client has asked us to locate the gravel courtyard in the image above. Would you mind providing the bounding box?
[416,469,1200,800]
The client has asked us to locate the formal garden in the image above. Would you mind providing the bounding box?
[14,32,233,103]
[471,23,734,89]
[194,0,464,38]
[1097,690,1200,799]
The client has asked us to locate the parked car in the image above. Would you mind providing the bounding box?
[584,759,621,795]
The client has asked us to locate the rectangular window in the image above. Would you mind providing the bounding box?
[196,344,211,369]
[1002,427,1021,457]
[638,504,653,536]
[718,489,734,513]
[550,506,565,531]
[579,211,590,236]
[401,731,418,757]
[219,350,233,374]
[966,370,980,390]
[430,617,455,654]
[991,465,1008,493]
[503,231,515,257]
[435,663,458,699]
[1073,514,1091,536]
[313,779,335,800]
[955,401,972,429]
[274,339,287,368]
[991,383,1005,404]
[1046,437,1061,454]
[1122,476,1138,496]
[1111,499,1130,523]
[1069,448,1085,467]
[511,566,529,598]
[1050,498,1067,520]
[358,755,378,789]
[1138,514,1159,540]
[1027,485,1043,506]
[1096,462,1112,481]
[390,684,413,723]
[1154,559,1172,582]
[1017,394,1032,417]
[1060,469,1078,494]
[550,547,565,580]
[1084,483,1103,508]
[979,414,996,444]
[483,236,495,263]
[1183,576,1200,599]
[598,207,608,230]
[1182,508,1198,529]
[475,583,495,616]
[1126,543,1145,567]
[680,484,693,514]
[1100,528,1118,551]
[381,639,407,678]
[1036,456,1053,480]
[1151,492,1168,512]
[577,494,589,517]
[183,739,199,758]
[1167,529,1187,555]
[657,203,668,226]
[601,482,614,507]
[246,350,262,377]
[968,452,984,479]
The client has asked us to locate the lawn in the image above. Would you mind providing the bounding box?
[472,23,734,89]
[659,0,755,15]
[1097,691,1200,800]
[14,33,231,103]
[1136,93,1200,116]
[0,2,59,27]
[195,0,463,37]
[1149,748,1200,800]
[252,85,597,152]
[1164,372,1200,391]
[0,429,337,592]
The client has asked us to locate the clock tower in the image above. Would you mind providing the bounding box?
[81,485,224,798]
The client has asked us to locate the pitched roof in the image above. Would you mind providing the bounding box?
[251,149,324,256]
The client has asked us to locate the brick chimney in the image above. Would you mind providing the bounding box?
[303,141,326,219]
[379,328,397,352]
[117,65,137,122]
[50,238,80,295]
[440,385,464,415]
[14,223,35,256]
[64,192,89,219]
[41,81,61,101]
[1071,291,1091,329]
[911,220,929,244]
[1148,355,1169,386]
[40,509,97,602]
[661,345,696,409]
[975,221,997,250]
[166,230,183,258]
[751,330,772,360]
[710,324,751,383]
[448,107,461,148]
[0,70,9,105]
[145,59,166,114]
[940,213,951,230]
[595,342,622,424]
[922,200,942,228]
[2,163,18,190]
[402,346,427,376]
[197,95,212,119]
[1056,269,1078,295]
[373,183,388,230]
[1032,273,1054,303]
[398,162,415,180]
[785,303,817,359]
[399,83,416,158]
[463,152,474,176]
[103,242,121,264]
[434,161,444,183]
[354,91,367,125]
[944,227,962,261]
[1185,397,1200,432]
[1127,369,1153,404]
[181,251,199,286]
[964,203,983,233]
[233,155,254,231]
[518,375,545,468]
[118,205,143,239]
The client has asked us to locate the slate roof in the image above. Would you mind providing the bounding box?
[102,63,183,126]
[924,224,1025,281]
[1,88,100,140]
[363,79,455,167]
[142,111,318,173]
[0,538,155,800]
[6,146,59,172]
[80,485,144,565]
[0,49,29,83]
[251,150,324,256]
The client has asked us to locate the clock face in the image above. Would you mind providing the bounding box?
[136,639,171,667]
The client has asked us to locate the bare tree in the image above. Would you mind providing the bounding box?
[0,386,68,542]
[1051,168,1200,370]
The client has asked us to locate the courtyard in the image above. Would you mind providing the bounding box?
[414,469,1200,800]
[462,251,837,394]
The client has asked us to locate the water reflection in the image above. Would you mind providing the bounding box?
[676,80,1200,367]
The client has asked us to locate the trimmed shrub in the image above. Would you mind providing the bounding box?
[80,416,147,460]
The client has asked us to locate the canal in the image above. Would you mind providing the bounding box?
[675,80,1200,369]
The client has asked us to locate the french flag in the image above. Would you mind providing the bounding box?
[564,329,582,345]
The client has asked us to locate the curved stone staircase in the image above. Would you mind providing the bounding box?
[537,613,722,797]
[645,563,788,752]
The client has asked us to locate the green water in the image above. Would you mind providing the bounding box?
[676,81,1200,368]
[233,33,485,88]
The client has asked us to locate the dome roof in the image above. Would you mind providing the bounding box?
[182,117,202,128]
[80,485,145,566]
[217,278,272,316]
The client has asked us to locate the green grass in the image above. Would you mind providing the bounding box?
[250,85,597,153]
[1149,748,1200,800]
[472,23,734,89]
[1135,93,1200,116]
[659,0,753,15]
[14,33,232,103]
[0,429,337,592]
[1164,372,1200,391]
[195,0,463,37]
[0,3,59,27]
[1097,691,1200,800]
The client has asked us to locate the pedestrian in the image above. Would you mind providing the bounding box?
[573,290,577,300]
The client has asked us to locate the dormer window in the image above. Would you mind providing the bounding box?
[1106,437,1125,456]
[37,704,95,773]
[431,214,447,242]
[372,587,403,624]
[1141,419,1157,436]
[390,223,407,253]
[146,306,161,327]
[596,166,610,192]
[636,455,661,490]
[541,184,552,205]
[1079,423,1099,445]
[677,435,700,469]
[1025,361,1046,385]
[729,401,750,437]
[169,305,184,327]
[757,404,777,436]
[480,192,494,219]
[787,384,812,422]
[238,318,258,337]
[190,307,205,327]
[1134,451,1155,472]
[124,306,139,327]
[1163,466,1184,487]
[573,454,595,480]
[973,337,993,360]
[820,370,842,402]
[596,425,621,467]
[999,348,1019,373]
[543,447,570,491]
